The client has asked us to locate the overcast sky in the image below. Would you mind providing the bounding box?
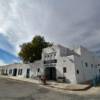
[0,0,100,64]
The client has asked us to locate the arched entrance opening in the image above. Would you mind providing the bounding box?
[45,67,56,80]
[26,68,30,78]
[13,68,17,76]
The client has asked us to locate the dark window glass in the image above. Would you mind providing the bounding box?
[91,64,93,68]
[37,68,40,72]
[18,69,22,75]
[9,69,12,74]
[20,69,22,75]
[96,65,97,68]
[99,69,100,72]
[76,70,79,74]
[6,70,7,74]
[98,64,100,66]
[54,53,56,56]
[63,67,66,73]
[18,69,20,75]
[85,62,88,67]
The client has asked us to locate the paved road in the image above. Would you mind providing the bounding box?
[0,77,100,100]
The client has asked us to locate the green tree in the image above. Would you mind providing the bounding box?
[18,35,52,63]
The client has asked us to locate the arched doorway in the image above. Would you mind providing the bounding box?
[26,68,30,78]
[13,68,17,76]
[45,67,56,80]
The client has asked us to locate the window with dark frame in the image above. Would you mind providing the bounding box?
[76,69,79,74]
[18,69,20,75]
[45,55,47,58]
[6,69,7,74]
[91,64,93,68]
[99,69,100,73]
[20,69,22,75]
[96,65,97,68]
[37,68,40,72]
[85,62,88,67]
[9,69,12,74]
[98,64,100,66]
[18,69,23,75]
[54,53,56,56]
[63,67,67,73]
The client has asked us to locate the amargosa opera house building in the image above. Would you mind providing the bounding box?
[0,44,100,84]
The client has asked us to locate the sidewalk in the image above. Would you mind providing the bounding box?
[48,82,91,91]
[0,75,91,91]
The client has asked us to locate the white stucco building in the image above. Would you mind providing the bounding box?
[0,44,100,84]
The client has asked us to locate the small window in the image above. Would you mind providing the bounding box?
[54,53,56,56]
[63,67,67,73]
[85,62,88,67]
[98,64,100,66]
[91,64,93,68]
[50,54,52,57]
[18,69,22,75]
[20,69,22,75]
[9,69,12,74]
[76,70,79,74]
[96,65,97,68]
[6,69,7,74]
[37,68,40,72]
[99,69,100,73]
[18,69,20,75]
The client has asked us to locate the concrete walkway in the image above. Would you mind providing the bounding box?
[49,82,91,91]
[0,75,91,91]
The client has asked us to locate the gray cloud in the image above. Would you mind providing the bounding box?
[0,0,100,55]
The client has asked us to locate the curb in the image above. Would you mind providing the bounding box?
[49,85,92,91]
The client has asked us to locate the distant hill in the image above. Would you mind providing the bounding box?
[0,48,20,65]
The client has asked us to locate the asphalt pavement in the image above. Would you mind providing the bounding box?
[0,77,99,100]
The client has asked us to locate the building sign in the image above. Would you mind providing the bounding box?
[44,59,57,64]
